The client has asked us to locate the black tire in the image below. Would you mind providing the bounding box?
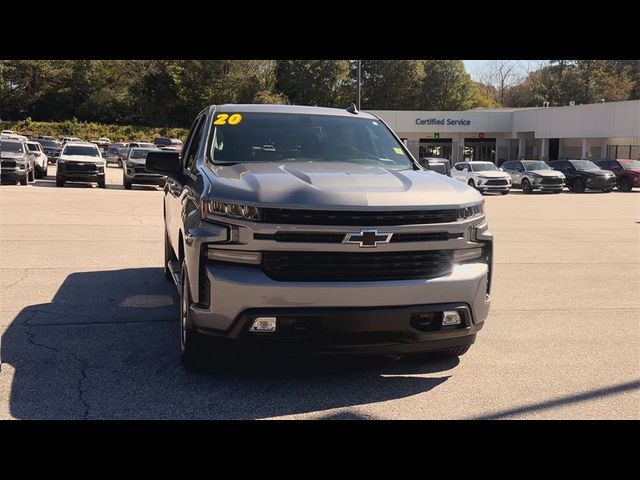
[618,176,633,192]
[19,174,28,186]
[500,189,510,195]
[28,168,35,183]
[56,176,64,187]
[164,229,173,280]
[35,168,42,179]
[42,165,47,178]
[521,178,532,194]
[180,262,209,372]
[98,177,106,189]
[601,187,612,193]
[123,177,132,190]
[467,179,476,190]
[573,178,585,193]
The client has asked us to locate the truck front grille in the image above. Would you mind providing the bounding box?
[1,160,17,168]
[66,163,98,173]
[485,179,508,185]
[260,208,458,226]
[254,231,459,243]
[261,250,453,281]
[541,177,563,185]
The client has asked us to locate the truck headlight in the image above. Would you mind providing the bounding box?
[456,201,484,221]
[202,201,262,221]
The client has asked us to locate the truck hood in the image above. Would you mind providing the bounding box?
[0,152,27,160]
[526,170,565,178]
[204,161,483,208]
[474,171,511,179]
[59,155,105,163]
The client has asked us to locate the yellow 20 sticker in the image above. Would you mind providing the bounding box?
[214,113,243,126]
[393,147,404,154]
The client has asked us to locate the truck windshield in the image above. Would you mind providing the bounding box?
[470,163,498,172]
[63,146,100,156]
[130,149,153,159]
[571,160,599,171]
[621,160,640,170]
[523,161,551,171]
[208,112,414,169]
[1,141,24,153]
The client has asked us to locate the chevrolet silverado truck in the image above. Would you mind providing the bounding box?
[1,138,35,185]
[56,142,106,188]
[146,104,493,370]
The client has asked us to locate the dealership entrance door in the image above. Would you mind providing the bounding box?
[463,138,496,163]
[419,138,452,160]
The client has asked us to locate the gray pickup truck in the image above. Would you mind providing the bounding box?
[146,104,493,370]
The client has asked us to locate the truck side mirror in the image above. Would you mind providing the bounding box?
[146,151,182,178]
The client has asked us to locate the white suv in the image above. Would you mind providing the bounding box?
[452,161,511,195]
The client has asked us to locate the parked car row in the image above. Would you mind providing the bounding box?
[2,132,184,169]
[1,137,167,189]
[445,159,633,194]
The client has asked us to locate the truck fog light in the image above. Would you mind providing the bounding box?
[250,317,277,332]
[442,311,462,326]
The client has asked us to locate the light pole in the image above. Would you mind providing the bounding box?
[357,60,361,110]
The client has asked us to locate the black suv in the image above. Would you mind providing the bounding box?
[548,160,616,192]
[1,139,35,185]
[38,139,62,164]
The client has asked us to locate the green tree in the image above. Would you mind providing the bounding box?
[275,60,351,107]
[418,60,476,110]
[359,60,424,109]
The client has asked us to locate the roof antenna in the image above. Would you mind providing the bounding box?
[346,102,359,114]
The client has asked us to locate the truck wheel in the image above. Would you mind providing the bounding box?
[521,178,532,194]
[56,176,65,187]
[601,187,612,193]
[43,165,48,178]
[98,177,106,189]
[35,168,42,179]
[618,177,633,192]
[19,174,28,186]
[28,169,35,182]
[180,262,209,372]
[467,179,476,190]
[573,179,585,193]
[123,177,132,190]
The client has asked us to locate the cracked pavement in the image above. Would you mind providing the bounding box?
[0,166,639,419]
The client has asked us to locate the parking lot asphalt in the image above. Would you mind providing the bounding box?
[0,166,638,419]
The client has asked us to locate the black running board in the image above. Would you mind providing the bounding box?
[166,259,181,291]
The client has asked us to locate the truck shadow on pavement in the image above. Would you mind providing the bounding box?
[1,268,456,419]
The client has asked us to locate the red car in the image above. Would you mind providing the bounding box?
[596,159,640,192]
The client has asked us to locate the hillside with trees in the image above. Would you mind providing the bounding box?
[1,60,638,130]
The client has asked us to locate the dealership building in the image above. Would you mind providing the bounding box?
[370,99,640,165]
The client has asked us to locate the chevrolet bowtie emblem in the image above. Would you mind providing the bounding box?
[343,229,393,248]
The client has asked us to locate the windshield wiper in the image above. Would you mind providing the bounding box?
[213,161,239,166]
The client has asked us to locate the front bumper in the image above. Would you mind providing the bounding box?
[57,163,104,182]
[189,261,490,353]
[477,184,510,192]
[124,169,166,185]
[196,302,482,355]
[1,167,28,180]
[586,176,616,189]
